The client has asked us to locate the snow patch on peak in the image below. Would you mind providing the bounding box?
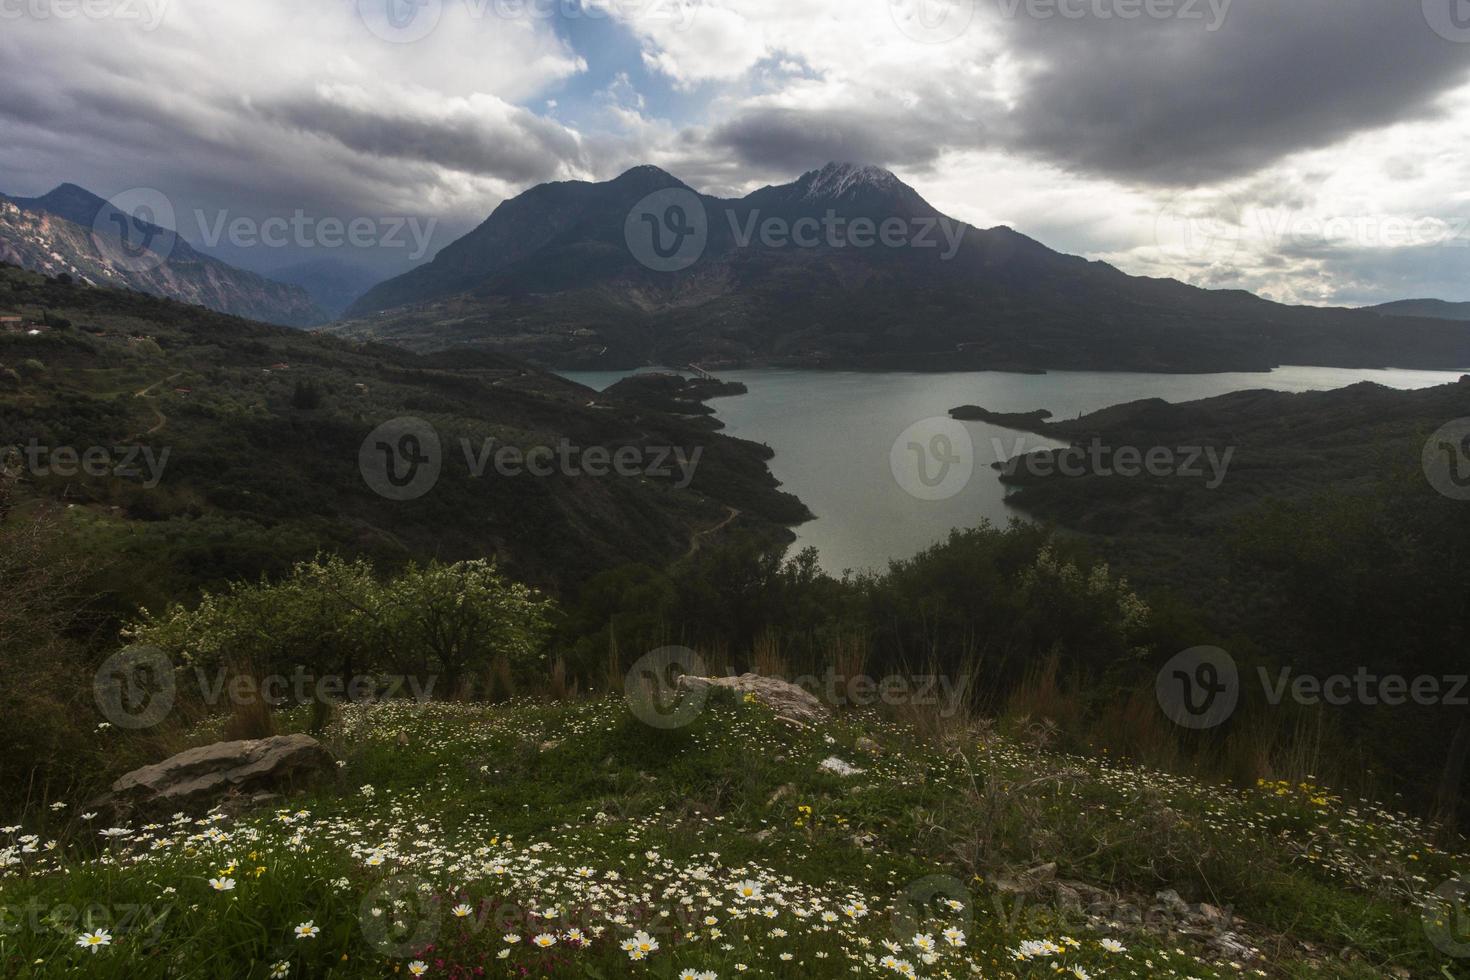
[800,162,901,201]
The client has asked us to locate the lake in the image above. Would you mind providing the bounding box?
[561,366,1468,574]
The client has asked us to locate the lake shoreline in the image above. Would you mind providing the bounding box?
[561,365,1470,575]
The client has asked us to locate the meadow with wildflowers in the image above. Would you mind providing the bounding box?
[0,693,1464,979]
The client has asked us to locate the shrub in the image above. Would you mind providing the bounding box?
[125,555,558,705]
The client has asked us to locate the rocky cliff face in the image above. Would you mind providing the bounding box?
[0,196,326,327]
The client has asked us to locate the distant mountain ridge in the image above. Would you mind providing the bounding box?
[1366,299,1470,322]
[337,162,1470,373]
[265,257,385,318]
[0,184,328,327]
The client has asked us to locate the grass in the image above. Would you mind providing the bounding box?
[0,695,1465,978]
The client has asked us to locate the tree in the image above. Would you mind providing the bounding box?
[382,559,556,695]
[0,512,99,804]
[125,555,556,706]
[1230,473,1470,833]
[291,380,321,410]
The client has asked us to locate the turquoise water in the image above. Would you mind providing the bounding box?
[561,366,1468,574]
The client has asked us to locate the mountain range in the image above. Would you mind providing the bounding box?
[0,184,327,327]
[336,163,1470,373]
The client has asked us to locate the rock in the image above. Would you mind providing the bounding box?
[1026,862,1058,883]
[219,790,282,818]
[1062,880,1111,904]
[818,756,865,777]
[1196,903,1231,928]
[95,734,334,819]
[1113,903,1144,926]
[854,737,882,754]
[1209,931,1257,960]
[767,783,797,806]
[676,672,830,725]
[1053,882,1084,915]
[1153,889,1190,918]
[994,863,1057,897]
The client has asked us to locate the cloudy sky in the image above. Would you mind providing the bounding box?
[2,0,1469,303]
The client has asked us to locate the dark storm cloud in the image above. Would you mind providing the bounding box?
[709,0,1470,189]
[254,96,584,185]
[996,0,1470,185]
[707,101,980,174]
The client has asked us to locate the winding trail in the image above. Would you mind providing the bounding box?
[125,371,182,441]
[686,505,741,558]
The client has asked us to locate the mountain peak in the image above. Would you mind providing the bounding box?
[608,165,688,191]
[15,182,112,230]
[614,164,677,181]
[48,181,102,198]
[799,162,902,202]
[37,182,107,210]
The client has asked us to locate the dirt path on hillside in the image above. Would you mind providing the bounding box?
[686,505,741,558]
[125,371,182,441]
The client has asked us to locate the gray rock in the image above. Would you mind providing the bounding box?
[1153,889,1191,917]
[676,672,830,725]
[767,783,797,806]
[818,756,864,777]
[1209,931,1257,960]
[95,734,334,818]
[1053,882,1084,915]
[994,862,1058,896]
[1197,903,1231,928]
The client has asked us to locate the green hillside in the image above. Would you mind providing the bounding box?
[0,263,805,612]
